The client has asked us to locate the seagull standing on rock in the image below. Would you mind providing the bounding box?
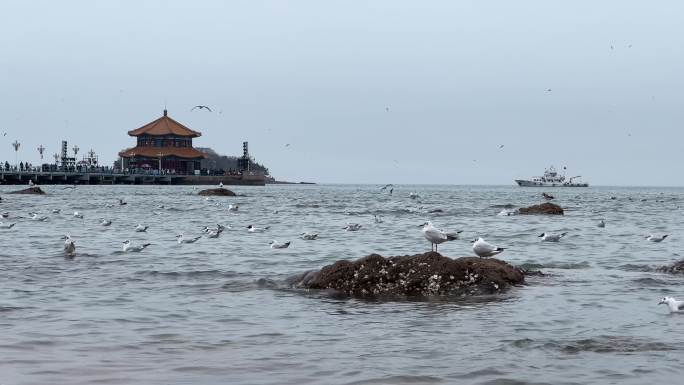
[539,232,567,242]
[659,297,684,313]
[421,221,461,252]
[472,238,505,258]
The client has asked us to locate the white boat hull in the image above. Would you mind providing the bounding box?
[515,179,589,187]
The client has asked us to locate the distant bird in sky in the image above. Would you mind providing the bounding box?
[285,143,291,147]
[499,144,504,149]
[2,132,6,136]
[610,45,614,50]
[385,106,390,112]
[191,105,212,112]
[545,88,552,92]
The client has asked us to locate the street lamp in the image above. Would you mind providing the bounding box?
[37,144,45,160]
[11,140,20,168]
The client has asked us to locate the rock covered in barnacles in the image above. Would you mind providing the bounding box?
[518,202,564,215]
[289,252,525,297]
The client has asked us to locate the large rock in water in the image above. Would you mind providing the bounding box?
[518,202,564,215]
[198,188,236,197]
[9,187,46,195]
[290,252,525,297]
[657,260,684,274]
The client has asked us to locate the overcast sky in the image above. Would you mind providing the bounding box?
[1,0,683,185]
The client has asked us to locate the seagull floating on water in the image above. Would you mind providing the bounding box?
[409,192,419,199]
[118,199,127,206]
[421,221,460,252]
[597,219,605,228]
[52,209,61,214]
[472,238,505,258]
[62,235,76,256]
[542,192,555,200]
[135,224,149,232]
[0,222,16,229]
[28,212,48,221]
[73,211,83,219]
[539,232,567,242]
[123,240,151,253]
[228,204,239,212]
[1,212,9,218]
[300,232,318,240]
[344,223,362,232]
[270,240,291,249]
[374,214,383,223]
[659,297,684,313]
[100,218,112,226]
[646,234,668,242]
[176,234,201,244]
[247,225,269,233]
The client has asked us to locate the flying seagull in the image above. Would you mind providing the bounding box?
[191,105,213,112]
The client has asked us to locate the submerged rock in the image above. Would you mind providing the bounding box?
[198,188,236,197]
[9,187,46,195]
[518,202,564,215]
[289,252,525,297]
[656,260,684,274]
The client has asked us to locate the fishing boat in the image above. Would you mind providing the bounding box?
[515,166,588,187]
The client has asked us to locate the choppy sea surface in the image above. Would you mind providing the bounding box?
[1,184,684,385]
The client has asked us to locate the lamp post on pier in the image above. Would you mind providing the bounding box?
[37,144,45,161]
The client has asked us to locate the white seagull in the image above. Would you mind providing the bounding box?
[228,204,239,212]
[206,229,221,238]
[28,212,48,221]
[646,234,668,242]
[270,240,291,249]
[0,222,16,229]
[247,225,269,233]
[52,209,61,214]
[409,192,420,199]
[176,234,201,244]
[62,235,76,256]
[539,232,567,242]
[421,221,461,252]
[73,211,84,219]
[472,238,505,258]
[344,223,362,232]
[122,240,151,253]
[300,232,318,240]
[100,218,112,226]
[374,214,384,223]
[659,297,684,313]
[135,224,149,232]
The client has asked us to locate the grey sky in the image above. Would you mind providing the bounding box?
[1,0,683,185]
